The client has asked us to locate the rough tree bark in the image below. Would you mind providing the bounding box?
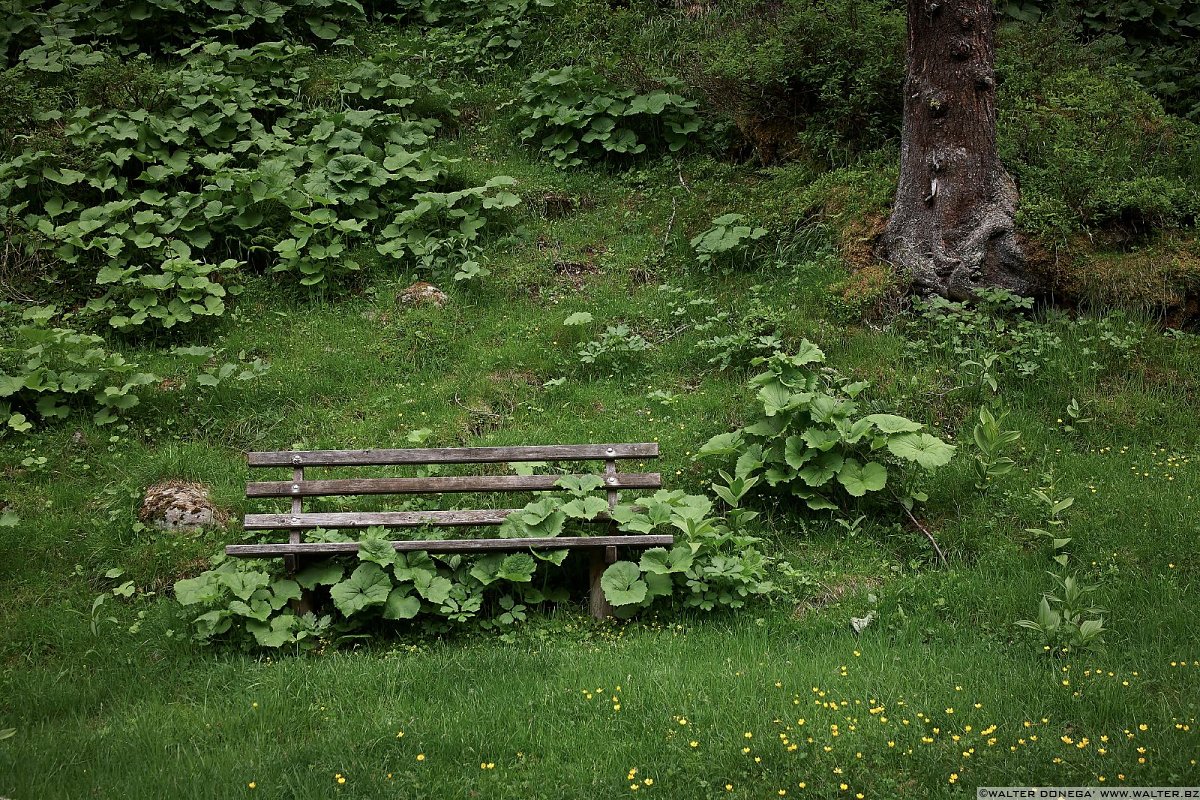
[879,0,1029,300]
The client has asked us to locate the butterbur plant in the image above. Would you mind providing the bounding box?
[174,480,776,647]
[0,305,157,433]
[517,65,700,168]
[698,342,955,512]
[690,213,768,271]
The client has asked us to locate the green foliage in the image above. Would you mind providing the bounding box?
[1013,475,1107,655]
[2,0,371,65]
[689,213,767,271]
[699,343,954,512]
[693,0,904,164]
[999,64,1200,239]
[405,0,558,73]
[177,485,776,646]
[970,406,1021,491]
[576,324,649,374]
[906,288,1147,381]
[604,490,773,614]
[0,41,517,330]
[0,305,156,433]
[376,177,521,281]
[1015,573,1107,655]
[517,65,699,168]
[999,1,1200,121]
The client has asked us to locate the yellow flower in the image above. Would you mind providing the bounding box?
[690,741,699,748]
[416,754,425,762]
[396,731,404,738]
[644,778,654,786]
[247,782,256,790]
[726,784,734,792]
[336,776,346,785]
[745,732,753,739]
[949,774,958,784]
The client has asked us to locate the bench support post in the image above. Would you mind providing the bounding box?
[588,545,617,620]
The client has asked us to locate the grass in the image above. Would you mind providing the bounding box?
[3,17,1200,800]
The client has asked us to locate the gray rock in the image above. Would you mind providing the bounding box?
[397,282,448,308]
[139,481,223,533]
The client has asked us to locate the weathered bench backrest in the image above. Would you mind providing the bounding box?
[242,442,661,533]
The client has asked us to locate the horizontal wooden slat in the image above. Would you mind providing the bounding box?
[247,443,659,468]
[226,534,675,557]
[246,472,662,498]
[245,509,541,530]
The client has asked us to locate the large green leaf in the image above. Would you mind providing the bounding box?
[697,431,742,458]
[836,459,888,497]
[863,414,923,434]
[174,574,221,606]
[561,495,609,521]
[497,553,536,582]
[330,563,392,616]
[357,535,396,566]
[600,561,647,606]
[798,451,844,487]
[383,587,421,620]
[887,433,956,469]
[295,562,343,590]
[639,545,694,575]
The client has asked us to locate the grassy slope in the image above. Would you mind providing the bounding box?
[2,37,1200,800]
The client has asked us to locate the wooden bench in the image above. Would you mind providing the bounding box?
[226,442,673,618]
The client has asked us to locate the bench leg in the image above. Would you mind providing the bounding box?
[285,553,316,617]
[588,545,617,620]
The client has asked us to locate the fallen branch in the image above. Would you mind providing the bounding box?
[901,502,948,566]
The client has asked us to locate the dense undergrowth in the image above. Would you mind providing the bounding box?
[2,1,1199,797]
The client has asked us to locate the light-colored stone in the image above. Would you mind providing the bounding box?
[139,481,223,532]
[397,282,448,308]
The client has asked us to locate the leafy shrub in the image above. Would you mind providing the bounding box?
[0,305,156,433]
[692,0,904,164]
[906,288,1147,381]
[517,65,700,168]
[2,0,371,65]
[999,1,1200,121]
[376,177,521,280]
[407,0,558,73]
[0,42,515,328]
[577,324,650,373]
[999,64,1200,239]
[690,213,767,271]
[698,342,955,512]
[174,481,775,648]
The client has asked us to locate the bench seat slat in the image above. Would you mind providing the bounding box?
[226,534,675,557]
[246,472,662,498]
[248,442,658,468]
[244,509,530,529]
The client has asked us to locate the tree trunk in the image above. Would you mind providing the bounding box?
[880,0,1029,300]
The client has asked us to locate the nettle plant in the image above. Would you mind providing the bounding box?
[517,65,700,168]
[690,213,768,271]
[174,478,775,647]
[698,342,955,511]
